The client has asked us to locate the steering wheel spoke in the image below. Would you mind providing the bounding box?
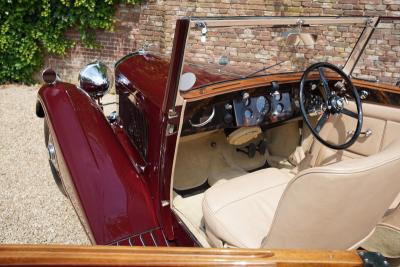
[315,110,330,133]
[318,67,331,102]
[342,108,358,119]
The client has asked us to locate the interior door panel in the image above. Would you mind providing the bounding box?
[320,101,400,159]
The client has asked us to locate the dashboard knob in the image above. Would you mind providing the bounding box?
[224,113,234,124]
[242,92,250,106]
[225,103,233,110]
[272,91,281,101]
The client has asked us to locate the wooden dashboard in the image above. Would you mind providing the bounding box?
[181,82,300,136]
[180,72,400,136]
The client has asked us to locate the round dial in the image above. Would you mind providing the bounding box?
[256,96,266,113]
[244,109,253,119]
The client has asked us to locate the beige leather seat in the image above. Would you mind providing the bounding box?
[203,140,400,249]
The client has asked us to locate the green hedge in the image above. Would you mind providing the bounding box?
[0,0,138,84]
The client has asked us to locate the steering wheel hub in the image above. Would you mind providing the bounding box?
[329,95,345,113]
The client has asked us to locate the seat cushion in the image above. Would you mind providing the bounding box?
[202,168,291,248]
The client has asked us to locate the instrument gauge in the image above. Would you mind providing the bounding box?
[256,96,267,113]
[244,109,253,119]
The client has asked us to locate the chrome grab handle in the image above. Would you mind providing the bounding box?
[347,128,372,137]
[189,106,216,128]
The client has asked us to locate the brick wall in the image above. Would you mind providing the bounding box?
[354,21,400,83]
[45,0,400,85]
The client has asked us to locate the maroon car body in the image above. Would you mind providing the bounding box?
[36,19,216,246]
[35,16,400,248]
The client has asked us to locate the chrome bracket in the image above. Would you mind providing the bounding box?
[161,200,170,207]
[296,19,305,30]
[195,21,208,43]
[166,109,179,136]
[168,109,179,119]
[367,17,377,28]
[195,21,207,30]
[166,123,177,136]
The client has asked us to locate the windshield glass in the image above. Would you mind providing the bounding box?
[180,17,369,91]
[353,19,400,86]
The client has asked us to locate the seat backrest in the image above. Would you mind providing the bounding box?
[262,140,400,249]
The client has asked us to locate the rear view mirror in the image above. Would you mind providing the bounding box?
[286,33,317,46]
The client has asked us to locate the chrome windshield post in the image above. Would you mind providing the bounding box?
[342,17,380,76]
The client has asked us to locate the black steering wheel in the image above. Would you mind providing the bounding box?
[299,62,363,150]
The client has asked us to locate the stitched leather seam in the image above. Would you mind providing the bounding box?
[379,120,387,151]
[212,182,288,213]
[299,153,400,175]
[203,197,247,247]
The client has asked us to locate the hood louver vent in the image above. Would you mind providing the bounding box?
[119,93,148,160]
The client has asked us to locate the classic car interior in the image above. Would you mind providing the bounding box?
[169,18,400,249]
[172,65,400,249]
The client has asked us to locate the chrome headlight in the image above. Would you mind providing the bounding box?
[78,61,113,99]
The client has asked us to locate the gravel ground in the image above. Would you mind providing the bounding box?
[0,84,91,244]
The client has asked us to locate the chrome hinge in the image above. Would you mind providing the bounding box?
[168,109,179,119]
[166,123,177,136]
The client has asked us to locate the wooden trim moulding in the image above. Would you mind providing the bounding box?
[0,245,364,267]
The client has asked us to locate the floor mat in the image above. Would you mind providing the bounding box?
[361,207,400,258]
[173,130,266,191]
[174,180,210,198]
[361,225,400,258]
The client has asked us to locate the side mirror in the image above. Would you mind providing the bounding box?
[286,33,317,46]
[42,68,59,85]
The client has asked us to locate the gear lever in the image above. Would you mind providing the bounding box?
[236,140,267,158]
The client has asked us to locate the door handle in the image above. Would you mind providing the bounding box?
[347,128,372,137]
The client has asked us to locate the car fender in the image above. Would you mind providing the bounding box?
[37,82,160,245]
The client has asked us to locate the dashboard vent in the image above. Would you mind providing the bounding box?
[119,92,148,160]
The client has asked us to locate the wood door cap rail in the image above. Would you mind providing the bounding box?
[0,244,364,267]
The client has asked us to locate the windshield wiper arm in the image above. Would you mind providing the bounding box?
[245,60,289,78]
